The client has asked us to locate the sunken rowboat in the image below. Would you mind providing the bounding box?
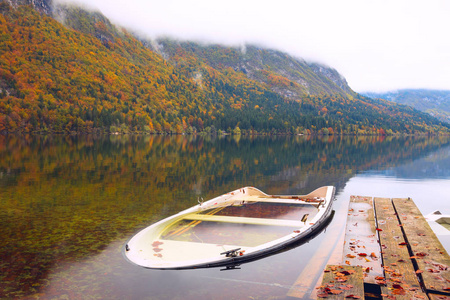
[124,186,335,269]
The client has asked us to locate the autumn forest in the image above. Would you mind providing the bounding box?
[1,2,449,135]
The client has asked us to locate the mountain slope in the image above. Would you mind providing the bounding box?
[154,40,356,100]
[364,89,450,124]
[0,2,449,135]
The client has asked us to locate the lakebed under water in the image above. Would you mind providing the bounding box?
[1,134,450,299]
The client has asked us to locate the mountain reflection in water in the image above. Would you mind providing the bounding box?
[0,134,449,299]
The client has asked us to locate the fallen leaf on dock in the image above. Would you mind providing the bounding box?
[384,266,395,273]
[346,254,356,258]
[341,270,356,275]
[428,268,440,273]
[339,284,354,290]
[392,288,406,295]
[358,253,367,257]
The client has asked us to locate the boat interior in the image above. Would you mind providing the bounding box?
[160,201,321,247]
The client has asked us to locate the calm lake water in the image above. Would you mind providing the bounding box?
[1,134,450,299]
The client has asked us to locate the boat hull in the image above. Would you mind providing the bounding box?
[124,186,335,269]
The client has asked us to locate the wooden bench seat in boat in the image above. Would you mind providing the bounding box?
[183,214,307,227]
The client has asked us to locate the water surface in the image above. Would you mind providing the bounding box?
[1,134,450,299]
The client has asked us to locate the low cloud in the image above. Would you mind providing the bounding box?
[54,0,450,92]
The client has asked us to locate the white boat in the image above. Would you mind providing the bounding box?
[426,210,450,235]
[124,186,335,269]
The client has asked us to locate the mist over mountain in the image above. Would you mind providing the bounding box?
[150,39,356,99]
[1,0,449,135]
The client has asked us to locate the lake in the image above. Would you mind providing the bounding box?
[1,134,450,299]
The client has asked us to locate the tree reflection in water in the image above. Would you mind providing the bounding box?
[0,134,449,298]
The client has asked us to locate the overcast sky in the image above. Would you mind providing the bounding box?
[58,0,450,92]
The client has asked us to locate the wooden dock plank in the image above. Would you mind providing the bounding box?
[317,265,365,299]
[342,196,383,284]
[374,197,427,300]
[429,293,450,300]
[393,197,450,295]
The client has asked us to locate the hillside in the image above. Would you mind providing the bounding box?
[0,1,449,135]
[153,40,356,99]
[364,89,450,124]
